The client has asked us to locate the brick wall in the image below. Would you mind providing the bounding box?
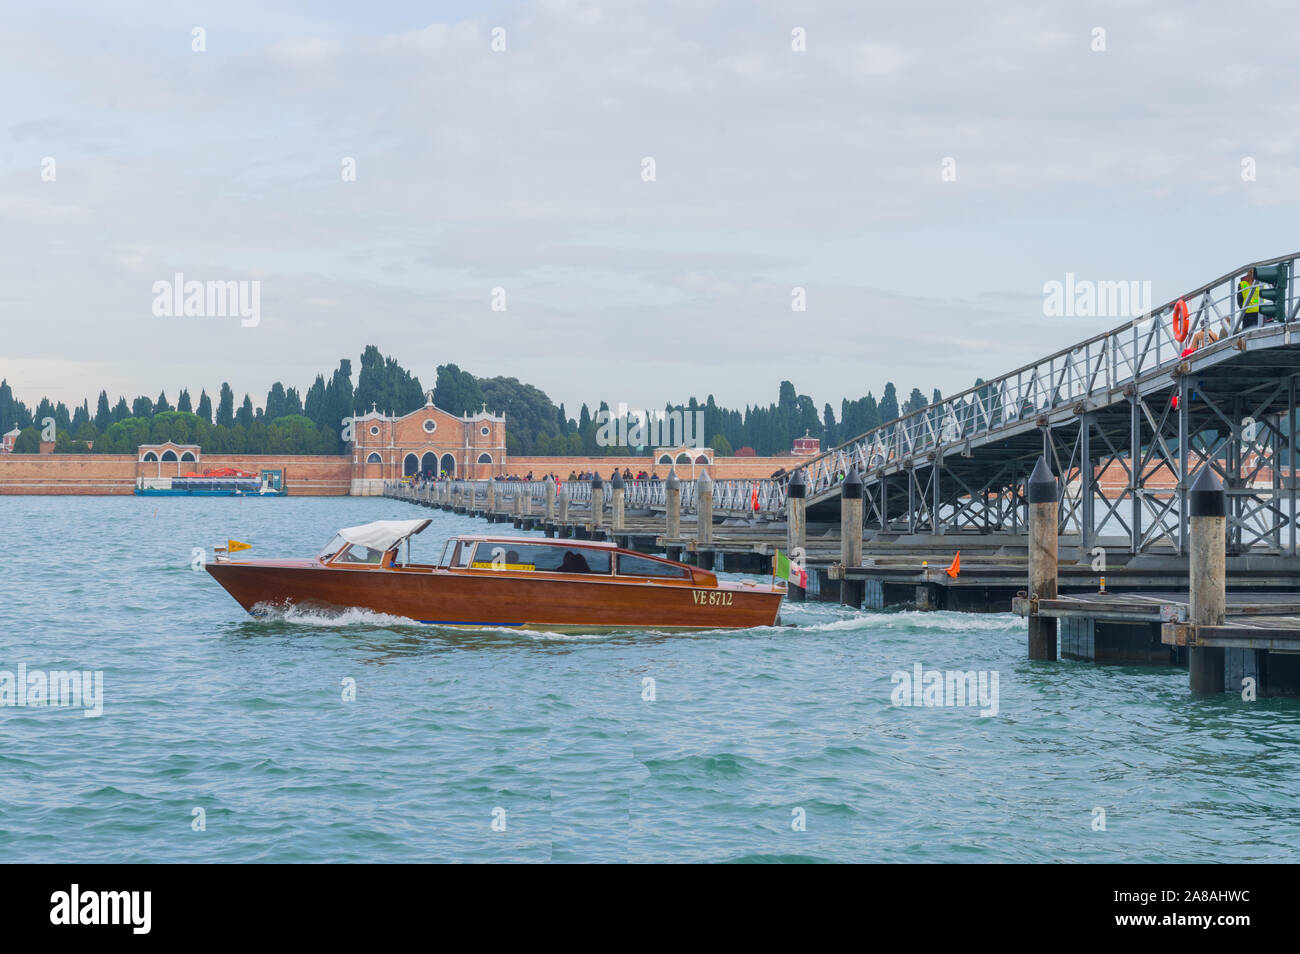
[0,454,353,495]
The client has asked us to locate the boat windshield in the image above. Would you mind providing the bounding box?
[335,543,386,565]
[318,534,386,564]
[318,533,347,559]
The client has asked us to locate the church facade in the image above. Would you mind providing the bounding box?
[349,393,506,495]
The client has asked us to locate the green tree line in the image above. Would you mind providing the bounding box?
[2,346,968,458]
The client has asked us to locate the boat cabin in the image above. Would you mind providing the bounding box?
[314,520,716,585]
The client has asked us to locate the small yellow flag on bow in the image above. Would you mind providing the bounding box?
[227,539,252,553]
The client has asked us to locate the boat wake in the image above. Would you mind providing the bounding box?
[248,602,424,629]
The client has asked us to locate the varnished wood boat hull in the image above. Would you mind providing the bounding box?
[206,560,783,631]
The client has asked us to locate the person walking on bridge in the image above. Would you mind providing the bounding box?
[1240,267,1262,329]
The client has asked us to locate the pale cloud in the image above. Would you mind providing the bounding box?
[1,0,1297,416]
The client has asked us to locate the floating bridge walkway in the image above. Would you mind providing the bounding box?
[384,257,1300,693]
[402,253,1300,561]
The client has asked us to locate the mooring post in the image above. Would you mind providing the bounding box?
[611,472,625,530]
[558,482,570,527]
[696,468,713,547]
[787,469,807,599]
[840,468,864,607]
[544,476,555,522]
[1027,456,1059,661]
[1188,467,1227,693]
[487,479,496,516]
[665,469,681,539]
[591,475,605,531]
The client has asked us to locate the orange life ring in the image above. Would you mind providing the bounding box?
[1172,299,1190,343]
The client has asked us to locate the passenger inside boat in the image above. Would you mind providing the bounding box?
[560,550,593,573]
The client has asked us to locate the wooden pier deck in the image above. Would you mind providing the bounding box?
[384,476,1300,693]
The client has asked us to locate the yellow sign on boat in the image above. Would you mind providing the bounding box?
[228,539,252,553]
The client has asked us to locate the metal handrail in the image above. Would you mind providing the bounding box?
[788,253,1299,500]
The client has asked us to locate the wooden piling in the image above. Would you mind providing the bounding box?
[544,476,555,522]
[1188,467,1227,693]
[666,469,681,540]
[591,475,605,531]
[696,468,713,547]
[840,468,864,607]
[611,473,625,530]
[1027,456,1059,661]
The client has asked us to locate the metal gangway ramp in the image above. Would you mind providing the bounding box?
[787,253,1300,557]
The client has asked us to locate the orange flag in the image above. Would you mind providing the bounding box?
[945,551,960,578]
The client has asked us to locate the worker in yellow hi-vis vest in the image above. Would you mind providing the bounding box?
[1239,267,1262,329]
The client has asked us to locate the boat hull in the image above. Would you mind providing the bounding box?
[206,560,783,631]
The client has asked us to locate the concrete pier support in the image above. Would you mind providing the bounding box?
[558,483,570,527]
[544,476,555,522]
[487,479,496,515]
[611,473,625,531]
[696,469,713,548]
[666,469,681,540]
[840,469,864,607]
[786,470,807,600]
[591,476,605,531]
[1188,467,1227,693]
[1027,456,1059,661]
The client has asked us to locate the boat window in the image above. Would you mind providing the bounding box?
[318,533,347,559]
[336,543,385,565]
[470,542,610,574]
[456,541,476,567]
[617,553,691,580]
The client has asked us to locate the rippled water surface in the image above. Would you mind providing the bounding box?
[1,495,1297,863]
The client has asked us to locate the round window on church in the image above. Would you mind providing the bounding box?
[480,426,490,436]
[423,419,437,434]
[369,425,380,436]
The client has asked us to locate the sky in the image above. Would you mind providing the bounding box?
[3,0,1299,418]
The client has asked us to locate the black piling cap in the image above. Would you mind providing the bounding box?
[787,470,807,498]
[611,472,624,489]
[1188,467,1226,518]
[842,468,863,499]
[1026,456,1058,504]
[591,474,603,489]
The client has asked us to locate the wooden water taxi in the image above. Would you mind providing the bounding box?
[205,519,784,631]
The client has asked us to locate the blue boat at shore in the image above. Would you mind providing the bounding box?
[135,469,286,497]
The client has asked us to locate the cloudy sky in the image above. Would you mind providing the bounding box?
[3,0,1299,417]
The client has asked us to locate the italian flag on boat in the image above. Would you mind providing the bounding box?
[774,550,808,588]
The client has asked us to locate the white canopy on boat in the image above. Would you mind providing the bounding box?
[337,518,431,552]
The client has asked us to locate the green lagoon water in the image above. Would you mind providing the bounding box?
[1,495,1297,863]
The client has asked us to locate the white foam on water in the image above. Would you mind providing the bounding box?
[784,609,1022,634]
[250,602,423,629]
